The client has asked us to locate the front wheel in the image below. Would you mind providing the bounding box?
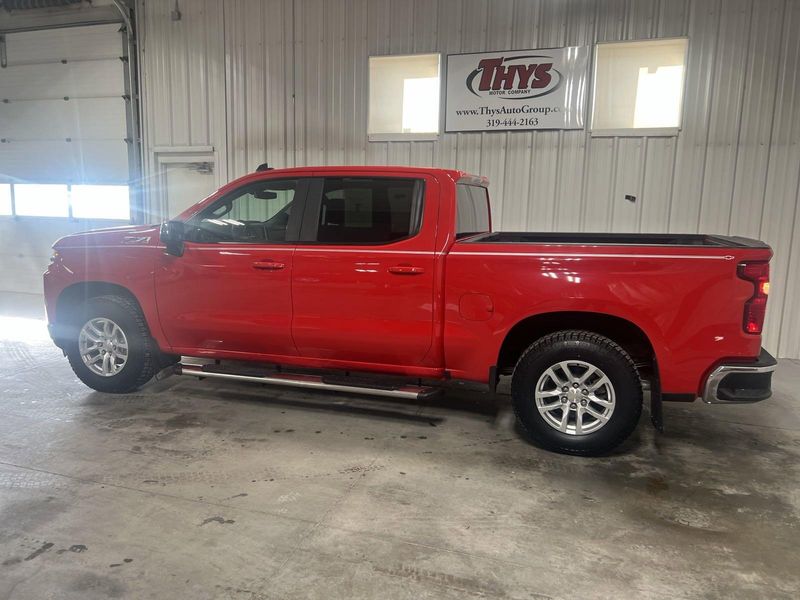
[511,330,643,456]
[65,295,160,393]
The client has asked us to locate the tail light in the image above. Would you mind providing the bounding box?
[737,262,769,334]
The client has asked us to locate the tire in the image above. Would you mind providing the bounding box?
[511,330,642,456]
[65,295,159,393]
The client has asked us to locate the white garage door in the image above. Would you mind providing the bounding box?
[0,23,130,220]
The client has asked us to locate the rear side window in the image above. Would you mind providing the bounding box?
[314,177,423,244]
[456,184,490,238]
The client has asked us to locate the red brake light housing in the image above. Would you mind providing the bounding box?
[737,262,769,334]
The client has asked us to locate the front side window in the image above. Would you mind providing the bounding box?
[313,178,422,244]
[190,179,298,243]
[456,184,490,238]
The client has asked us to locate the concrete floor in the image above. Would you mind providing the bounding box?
[1,294,799,599]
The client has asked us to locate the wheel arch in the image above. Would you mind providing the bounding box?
[496,311,658,380]
[51,281,156,351]
[56,281,145,325]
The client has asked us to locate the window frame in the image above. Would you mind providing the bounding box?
[298,177,426,246]
[590,36,689,138]
[185,177,310,245]
[0,182,132,221]
[367,52,443,142]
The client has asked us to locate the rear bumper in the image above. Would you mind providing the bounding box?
[701,348,777,404]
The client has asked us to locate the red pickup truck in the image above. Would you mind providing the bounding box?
[43,166,776,455]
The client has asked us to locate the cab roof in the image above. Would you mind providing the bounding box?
[239,165,487,185]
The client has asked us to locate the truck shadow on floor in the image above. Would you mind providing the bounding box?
[151,377,504,422]
[81,375,655,456]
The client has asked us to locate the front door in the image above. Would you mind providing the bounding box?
[291,174,438,368]
[155,178,307,357]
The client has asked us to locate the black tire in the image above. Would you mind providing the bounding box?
[65,295,159,393]
[511,330,642,456]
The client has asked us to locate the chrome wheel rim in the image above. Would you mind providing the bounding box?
[78,317,129,377]
[534,360,615,436]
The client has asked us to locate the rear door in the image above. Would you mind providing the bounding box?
[291,173,439,367]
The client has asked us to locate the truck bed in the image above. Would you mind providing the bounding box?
[463,232,769,248]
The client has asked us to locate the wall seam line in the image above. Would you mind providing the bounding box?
[757,0,789,241]
[725,0,756,234]
[694,0,723,234]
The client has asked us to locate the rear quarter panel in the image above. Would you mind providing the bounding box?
[443,243,772,395]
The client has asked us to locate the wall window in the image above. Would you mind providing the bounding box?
[14,184,70,217]
[312,178,422,244]
[368,54,441,141]
[0,183,130,220]
[71,185,131,220]
[0,184,11,216]
[591,38,688,134]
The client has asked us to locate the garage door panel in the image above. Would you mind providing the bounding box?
[0,23,128,184]
[0,97,127,140]
[5,23,121,62]
[76,141,130,183]
[0,140,128,183]
[0,60,124,101]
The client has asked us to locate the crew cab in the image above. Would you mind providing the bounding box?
[43,166,777,455]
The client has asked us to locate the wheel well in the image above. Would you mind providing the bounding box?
[497,312,656,377]
[56,282,145,326]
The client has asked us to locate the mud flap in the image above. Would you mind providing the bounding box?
[488,366,499,394]
[650,389,664,432]
[649,358,664,432]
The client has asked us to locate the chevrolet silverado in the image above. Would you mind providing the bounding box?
[43,166,777,454]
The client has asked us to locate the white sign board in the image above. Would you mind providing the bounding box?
[445,46,590,132]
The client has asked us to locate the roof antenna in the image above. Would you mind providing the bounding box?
[256,163,273,172]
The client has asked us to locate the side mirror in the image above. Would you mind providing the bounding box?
[160,220,185,257]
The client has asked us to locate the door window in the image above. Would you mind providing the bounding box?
[308,178,423,244]
[455,184,490,238]
[189,179,300,243]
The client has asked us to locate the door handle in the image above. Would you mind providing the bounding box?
[388,265,425,275]
[252,260,286,271]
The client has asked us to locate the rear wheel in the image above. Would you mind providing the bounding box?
[65,295,160,393]
[511,330,642,455]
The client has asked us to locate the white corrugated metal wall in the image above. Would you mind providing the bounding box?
[137,0,800,359]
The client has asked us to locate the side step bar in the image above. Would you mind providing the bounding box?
[177,363,439,401]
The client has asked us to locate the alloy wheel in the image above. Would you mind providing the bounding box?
[78,317,129,377]
[534,360,616,435]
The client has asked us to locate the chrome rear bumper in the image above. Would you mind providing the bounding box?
[701,349,777,404]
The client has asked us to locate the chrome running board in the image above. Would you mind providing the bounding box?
[178,363,439,401]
